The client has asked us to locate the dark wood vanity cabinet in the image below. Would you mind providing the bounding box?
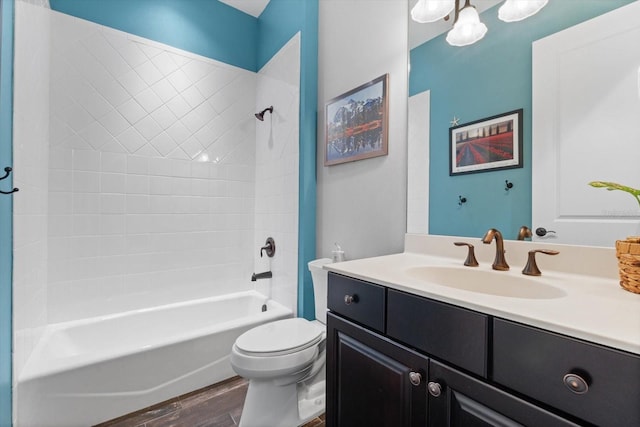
[327,273,386,333]
[387,289,489,377]
[493,319,640,426]
[326,313,428,427]
[428,359,580,427]
[326,272,640,427]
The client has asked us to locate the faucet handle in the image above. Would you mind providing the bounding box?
[260,237,276,258]
[454,242,479,267]
[522,249,559,276]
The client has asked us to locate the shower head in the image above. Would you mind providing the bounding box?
[255,106,274,121]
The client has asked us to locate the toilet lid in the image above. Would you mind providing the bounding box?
[235,318,323,355]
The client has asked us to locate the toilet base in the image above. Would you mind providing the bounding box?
[238,367,325,427]
[297,377,325,423]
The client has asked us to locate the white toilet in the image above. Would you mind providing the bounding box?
[231,258,332,427]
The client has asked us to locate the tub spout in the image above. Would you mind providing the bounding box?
[251,271,272,281]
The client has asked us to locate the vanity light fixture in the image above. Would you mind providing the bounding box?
[411,0,455,23]
[498,0,548,22]
[446,0,487,47]
[411,0,549,47]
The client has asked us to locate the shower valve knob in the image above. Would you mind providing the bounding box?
[260,237,276,258]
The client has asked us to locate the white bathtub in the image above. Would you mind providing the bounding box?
[17,291,292,427]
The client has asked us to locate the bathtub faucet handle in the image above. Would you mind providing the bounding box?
[260,237,276,258]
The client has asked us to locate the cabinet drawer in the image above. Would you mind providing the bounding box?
[387,289,488,377]
[327,273,385,333]
[493,319,640,427]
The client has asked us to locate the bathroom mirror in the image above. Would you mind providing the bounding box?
[407,0,640,247]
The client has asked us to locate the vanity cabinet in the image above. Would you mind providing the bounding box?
[326,272,640,427]
[387,289,488,377]
[326,313,428,427]
[428,359,579,427]
[327,273,386,333]
[493,319,640,426]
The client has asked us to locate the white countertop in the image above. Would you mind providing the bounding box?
[325,234,640,355]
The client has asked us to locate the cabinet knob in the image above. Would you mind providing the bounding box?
[409,371,422,386]
[427,381,442,397]
[344,294,358,305]
[563,373,589,394]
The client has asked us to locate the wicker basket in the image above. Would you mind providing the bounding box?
[615,236,640,294]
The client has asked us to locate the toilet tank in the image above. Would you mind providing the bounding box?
[308,258,332,324]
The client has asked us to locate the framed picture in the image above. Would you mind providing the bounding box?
[450,109,523,176]
[325,74,389,166]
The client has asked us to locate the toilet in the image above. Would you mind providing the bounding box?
[231,258,332,427]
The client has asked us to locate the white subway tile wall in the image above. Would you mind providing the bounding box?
[13,0,301,373]
[46,8,258,322]
[253,34,301,315]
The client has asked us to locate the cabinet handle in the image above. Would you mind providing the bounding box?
[409,371,422,386]
[563,373,589,394]
[427,381,442,397]
[535,227,556,237]
[344,294,358,305]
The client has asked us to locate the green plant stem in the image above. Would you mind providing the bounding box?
[588,181,640,207]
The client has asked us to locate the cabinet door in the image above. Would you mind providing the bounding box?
[327,313,428,427]
[428,360,580,427]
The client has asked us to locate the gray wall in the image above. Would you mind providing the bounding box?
[317,0,409,261]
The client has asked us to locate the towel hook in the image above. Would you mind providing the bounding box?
[0,167,19,195]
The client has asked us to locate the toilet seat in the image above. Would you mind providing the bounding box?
[230,318,325,380]
[235,318,323,357]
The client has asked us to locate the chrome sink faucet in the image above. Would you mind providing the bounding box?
[481,228,509,271]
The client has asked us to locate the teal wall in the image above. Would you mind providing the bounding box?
[410,0,634,240]
[50,0,319,319]
[0,0,14,424]
[50,0,258,71]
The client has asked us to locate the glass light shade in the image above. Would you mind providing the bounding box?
[498,0,548,22]
[411,0,455,23]
[446,5,488,46]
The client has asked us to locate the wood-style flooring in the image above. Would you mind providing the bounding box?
[95,376,325,427]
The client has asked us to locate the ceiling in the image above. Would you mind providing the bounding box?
[218,0,270,17]
[218,0,503,49]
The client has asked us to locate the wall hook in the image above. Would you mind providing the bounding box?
[0,167,12,181]
[505,180,514,191]
[458,195,467,206]
[0,167,19,195]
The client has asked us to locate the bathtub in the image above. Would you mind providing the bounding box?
[17,291,292,427]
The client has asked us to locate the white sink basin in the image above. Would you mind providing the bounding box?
[404,266,567,299]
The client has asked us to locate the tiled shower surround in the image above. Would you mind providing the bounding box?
[13,1,300,382]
